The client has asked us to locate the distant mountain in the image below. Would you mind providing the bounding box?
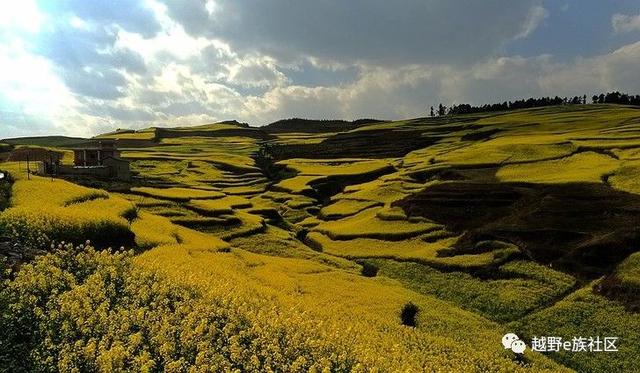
[1,136,90,148]
[263,118,384,133]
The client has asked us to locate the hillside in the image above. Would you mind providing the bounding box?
[263,118,384,133]
[1,104,639,372]
[1,135,89,148]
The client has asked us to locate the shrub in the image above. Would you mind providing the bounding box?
[121,203,139,225]
[252,142,289,180]
[358,260,379,277]
[400,302,419,327]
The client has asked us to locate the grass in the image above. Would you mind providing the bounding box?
[279,158,392,176]
[192,211,265,240]
[306,231,521,269]
[514,284,640,373]
[273,132,335,145]
[422,139,577,168]
[609,160,640,194]
[371,259,576,323]
[137,240,567,372]
[221,183,268,195]
[616,252,640,289]
[273,175,323,194]
[272,159,393,196]
[168,122,245,132]
[187,196,253,215]
[1,136,88,147]
[130,159,225,186]
[319,198,382,219]
[229,226,358,271]
[313,207,441,240]
[496,152,619,184]
[130,187,225,201]
[4,105,640,371]
[94,128,157,140]
[335,178,416,205]
[596,252,640,311]
[123,150,258,173]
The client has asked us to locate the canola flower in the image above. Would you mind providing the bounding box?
[6,105,640,371]
[0,173,133,248]
[0,243,360,372]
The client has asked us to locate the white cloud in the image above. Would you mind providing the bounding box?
[0,0,44,33]
[0,40,82,137]
[540,41,640,94]
[612,13,640,34]
[226,56,288,88]
[237,41,640,125]
[514,6,549,39]
[2,0,640,139]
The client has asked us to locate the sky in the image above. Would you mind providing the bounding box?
[1,0,640,138]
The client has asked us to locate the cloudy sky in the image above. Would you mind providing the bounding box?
[1,0,640,138]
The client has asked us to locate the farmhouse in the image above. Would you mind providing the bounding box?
[73,139,120,166]
[39,140,131,181]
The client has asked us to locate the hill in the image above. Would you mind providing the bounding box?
[263,118,384,133]
[1,104,639,372]
[1,135,89,148]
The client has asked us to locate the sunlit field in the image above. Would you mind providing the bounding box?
[2,105,640,372]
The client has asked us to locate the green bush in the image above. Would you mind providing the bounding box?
[400,302,419,327]
[357,260,379,277]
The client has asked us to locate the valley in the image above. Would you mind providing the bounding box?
[1,104,639,372]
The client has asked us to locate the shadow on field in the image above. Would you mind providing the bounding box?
[395,181,640,278]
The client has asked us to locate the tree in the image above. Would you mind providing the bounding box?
[430,106,434,117]
[428,92,640,117]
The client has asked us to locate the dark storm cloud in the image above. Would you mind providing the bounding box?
[81,101,158,122]
[162,0,542,65]
[281,62,360,88]
[61,68,128,100]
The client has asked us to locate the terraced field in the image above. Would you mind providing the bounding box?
[2,105,640,371]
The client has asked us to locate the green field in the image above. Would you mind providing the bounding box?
[2,104,640,372]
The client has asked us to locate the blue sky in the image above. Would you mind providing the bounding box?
[1,0,640,138]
